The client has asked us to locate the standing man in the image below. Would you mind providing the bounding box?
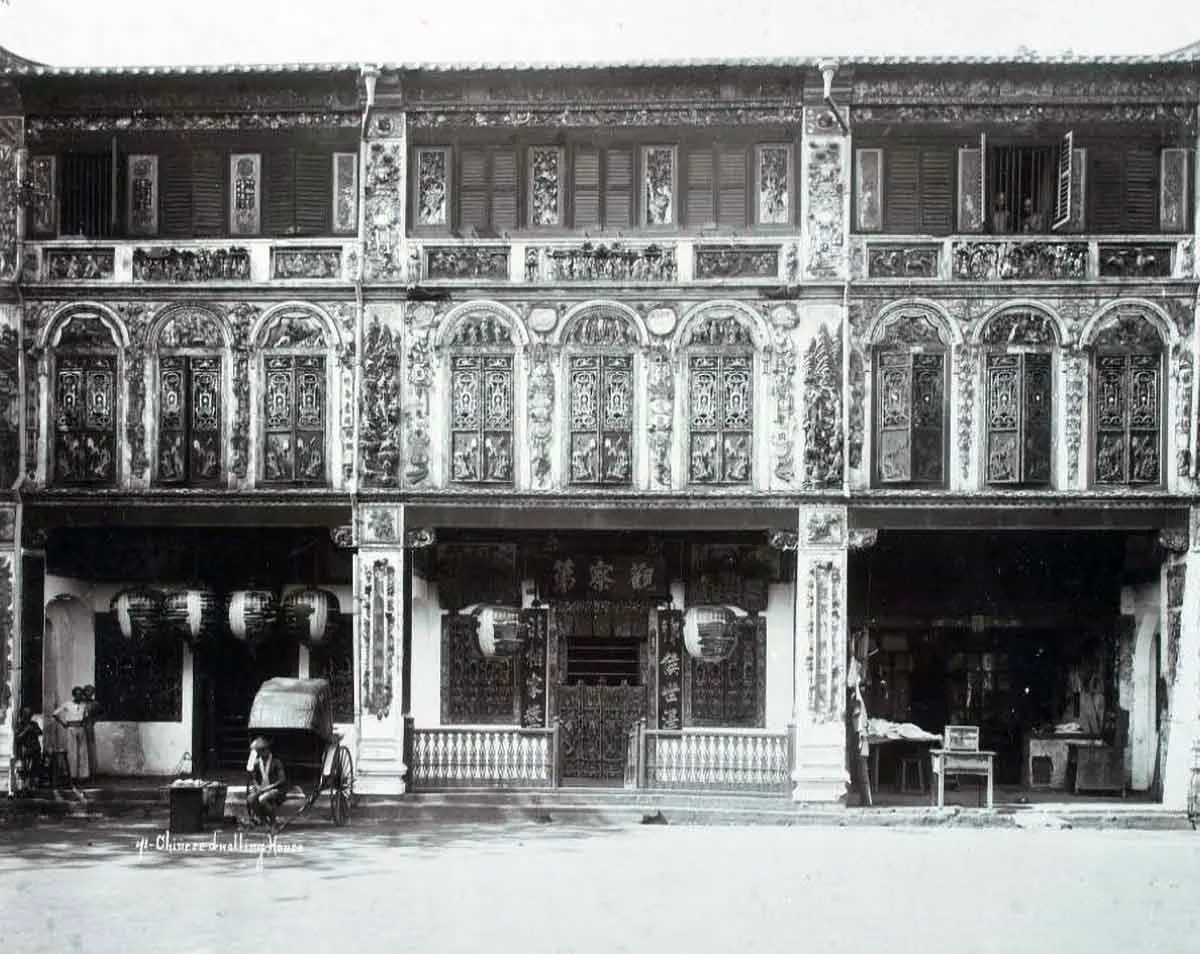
[53,687,90,785]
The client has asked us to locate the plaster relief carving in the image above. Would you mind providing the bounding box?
[115,303,153,482]
[1173,346,1193,478]
[226,303,259,480]
[364,137,405,282]
[955,344,977,482]
[770,324,797,483]
[803,508,846,547]
[527,344,555,490]
[361,556,398,720]
[803,139,846,281]
[1063,350,1086,486]
[527,307,558,335]
[805,558,844,725]
[645,308,676,339]
[646,346,674,489]
[404,307,434,486]
[360,314,403,488]
[802,323,842,489]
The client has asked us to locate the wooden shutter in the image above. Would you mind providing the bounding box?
[604,148,634,229]
[160,151,193,237]
[1052,131,1075,231]
[573,147,601,229]
[294,151,331,235]
[1160,147,1191,233]
[1125,146,1158,234]
[1089,145,1125,233]
[884,146,920,233]
[459,148,489,231]
[491,148,518,231]
[263,149,296,236]
[716,147,748,228]
[685,147,715,227]
[191,150,225,236]
[919,147,955,235]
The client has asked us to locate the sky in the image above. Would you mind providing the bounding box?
[1,0,1197,68]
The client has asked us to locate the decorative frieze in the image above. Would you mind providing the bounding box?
[44,248,115,281]
[694,246,780,281]
[952,241,1088,281]
[1097,244,1174,279]
[424,246,510,281]
[524,243,677,283]
[271,247,343,280]
[407,106,807,130]
[133,247,251,282]
[27,112,361,136]
[359,315,403,488]
[852,104,1195,128]
[364,135,406,282]
[802,324,842,489]
[527,344,555,490]
[867,244,940,279]
[852,74,1199,104]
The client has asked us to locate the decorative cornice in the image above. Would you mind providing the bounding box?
[408,105,806,129]
[852,103,1196,127]
[27,112,360,136]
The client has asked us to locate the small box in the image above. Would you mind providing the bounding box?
[944,725,981,752]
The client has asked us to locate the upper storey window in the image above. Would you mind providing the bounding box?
[564,311,639,487]
[411,137,795,235]
[685,316,754,486]
[51,314,119,486]
[27,145,358,240]
[259,310,330,487]
[154,307,225,487]
[447,313,516,486]
[872,314,949,488]
[1088,309,1166,488]
[853,135,1191,236]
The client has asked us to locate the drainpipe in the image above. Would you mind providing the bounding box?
[817,59,849,136]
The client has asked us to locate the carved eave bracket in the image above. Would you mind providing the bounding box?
[1157,528,1189,557]
[848,529,879,552]
[406,527,436,549]
[330,525,355,550]
[768,530,799,552]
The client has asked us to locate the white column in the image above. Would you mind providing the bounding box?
[353,504,409,794]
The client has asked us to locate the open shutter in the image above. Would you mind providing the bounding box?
[685,147,715,227]
[294,151,331,235]
[1160,147,1190,233]
[956,134,985,233]
[490,148,518,232]
[573,147,601,229]
[263,149,296,236]
[854,148,883,232]
[716,146,748,228]
[884,146,920,234]
[604,148,634,229]
[1052,131,1074,232]
[191,150,225,237]
[459,148,489,232]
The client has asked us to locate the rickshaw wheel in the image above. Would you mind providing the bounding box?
[330,745,353,827]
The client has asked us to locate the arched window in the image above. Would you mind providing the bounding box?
[1090,309,1165,487]
[259,309,329,486]
[154,307,225,487]
[873,313,948,487]
[51,313,119,486]
[980,309,1056,487]
[447,312,515,485]
[684,314,754,485]
[564,310,637,486]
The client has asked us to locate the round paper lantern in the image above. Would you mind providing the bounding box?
[683,606,738,663]
[162,587,222,646]
[227,589,279,644]
[282,588,340,646]
[110,587,165,641]
[471,605,524,658]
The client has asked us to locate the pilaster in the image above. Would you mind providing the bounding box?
[352,503,409,794]
[1161,511,1200,810]
[790,504,851,803]
[0,503,14,787]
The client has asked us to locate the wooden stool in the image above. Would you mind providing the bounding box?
[899,756,926,794]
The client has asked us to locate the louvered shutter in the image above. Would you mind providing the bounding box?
[459,148,489,231]
[1124,146,1158,234]
[191,150,225,236]
[604,148,634,229]
[884,146,920,233]
[1088,145,1125,233]
[919,147,955,235]
[294,151,331,235]
[160,151,194,237]
[717,147,748,228]
[491,148,518,231]
[263,149,296,236]
[685,147,715,227]
[573,147,601,229]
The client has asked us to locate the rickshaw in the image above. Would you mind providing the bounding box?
[245,677,354,829]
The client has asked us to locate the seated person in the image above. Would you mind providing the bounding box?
[10,708,42,796]
[245,736,287,826]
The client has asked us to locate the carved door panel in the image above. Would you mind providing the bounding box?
[557,684,645,780]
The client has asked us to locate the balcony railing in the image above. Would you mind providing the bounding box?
[850,235,1196,282]
[408,723,561,790]
[23,238,359,284]
[409,236,797,284]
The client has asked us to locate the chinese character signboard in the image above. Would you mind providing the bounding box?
[519,607,548,728]
[657,609,684,730]
[542,554,668,603]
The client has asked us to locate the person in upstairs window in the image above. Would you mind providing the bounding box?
[991,192,1012,234]
[1021,196,1045,233]
[245,736,288,829]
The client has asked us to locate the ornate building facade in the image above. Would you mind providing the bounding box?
[1,50,1199,808]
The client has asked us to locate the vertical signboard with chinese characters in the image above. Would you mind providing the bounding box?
[519,608,549,728]
[657,609,683,730]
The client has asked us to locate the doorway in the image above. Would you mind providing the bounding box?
[553,602,649,783]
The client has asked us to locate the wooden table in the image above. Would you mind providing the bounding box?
[930,748,996,809]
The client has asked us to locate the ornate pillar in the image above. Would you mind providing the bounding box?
[0,503,15,786]
[1161,513,1200,810]
[353,503,409,794]
[790,505,852,802]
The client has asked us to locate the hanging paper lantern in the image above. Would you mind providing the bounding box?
[227,589,279,644]
[683,606,739,663]
[282,588,340,646]
[162,586,222,647]
[110,587,165,641]
[470,605,524,658]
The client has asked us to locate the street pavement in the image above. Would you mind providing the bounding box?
[2,817,1199,954]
